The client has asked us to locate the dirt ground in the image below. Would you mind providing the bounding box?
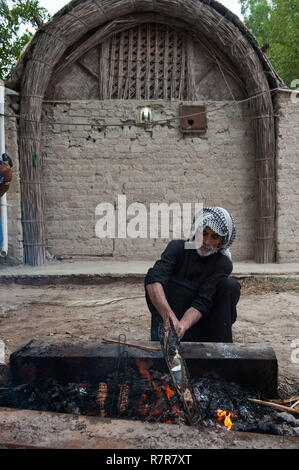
[0,276,298,398]
[0,276,298,450]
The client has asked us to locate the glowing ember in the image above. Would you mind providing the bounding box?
[164,384,174,401]
[136,358,152,385]
[94,360,184,424]
[215,409,236,430]
[135,358,181,423]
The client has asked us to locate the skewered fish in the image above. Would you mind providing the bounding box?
[158,320,202,425]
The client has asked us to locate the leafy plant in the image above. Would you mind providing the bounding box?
[239,0,299,86]
[0,0,50,80]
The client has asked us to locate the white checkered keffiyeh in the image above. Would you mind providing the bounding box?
[187,207,236,260]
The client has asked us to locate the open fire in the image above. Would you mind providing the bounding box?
[135,358,182,424]
[92,356,240,428]
[1,356,298,437]
[94,358,185,424]
[96,361,240,429]
[215,409,237,430]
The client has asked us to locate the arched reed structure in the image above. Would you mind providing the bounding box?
[6,0,284,265]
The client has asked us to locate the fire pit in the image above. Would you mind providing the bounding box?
[1,338,298,437]
[0,366,185,424]
[9,338,278,394]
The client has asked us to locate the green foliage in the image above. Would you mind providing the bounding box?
[0,0,50,80]
[239,0,299,86]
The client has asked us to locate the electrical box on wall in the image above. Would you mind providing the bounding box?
[180,105,207,133]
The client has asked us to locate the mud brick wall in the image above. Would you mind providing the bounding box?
[275,92,299,262]
[41,100,256,261]
[1,101,23,265]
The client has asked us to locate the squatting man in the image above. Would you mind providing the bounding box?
[145,207,241,342]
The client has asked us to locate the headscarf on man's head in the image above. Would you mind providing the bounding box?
[187,207,236,260]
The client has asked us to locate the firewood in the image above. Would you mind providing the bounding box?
[290,400,299,409]
[102,338,160,352]
[248,398,299,415]
[272,396,299,405]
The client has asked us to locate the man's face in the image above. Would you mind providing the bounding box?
[195,226,224,257]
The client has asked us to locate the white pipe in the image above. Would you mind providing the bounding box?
[0,80,8,257]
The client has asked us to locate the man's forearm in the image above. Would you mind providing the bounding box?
[146,282,178,330]
[177,307,202,340]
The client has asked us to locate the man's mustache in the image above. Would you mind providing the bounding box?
[201,243,213,250]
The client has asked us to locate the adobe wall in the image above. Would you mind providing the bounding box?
[41,99,256,261]
[275,91,299,262]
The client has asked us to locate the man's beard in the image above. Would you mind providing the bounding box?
[197,243,216,257]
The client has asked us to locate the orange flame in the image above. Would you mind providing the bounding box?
[216,409,236,430]
[135,359,180,423]
[164,384,174,401]
[136,358,152,385]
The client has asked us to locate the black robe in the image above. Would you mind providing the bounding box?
[144,240,240,342]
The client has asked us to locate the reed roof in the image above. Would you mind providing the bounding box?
[6,0,284,91]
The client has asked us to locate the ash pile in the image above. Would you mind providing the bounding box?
[0,370,186,425]
[193,377,299,437]
[0,375,298,437]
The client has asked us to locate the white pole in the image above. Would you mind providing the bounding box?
[0,80,8,257]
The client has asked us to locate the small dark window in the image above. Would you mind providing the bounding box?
[180,105,207,133]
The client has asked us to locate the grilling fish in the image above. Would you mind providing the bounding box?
[158,319,202,425]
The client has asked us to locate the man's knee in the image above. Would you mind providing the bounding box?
[215,277,241,308]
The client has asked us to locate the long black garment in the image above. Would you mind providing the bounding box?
[144,240,240,342]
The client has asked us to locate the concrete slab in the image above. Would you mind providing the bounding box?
[0,407,298,449]
[0,258,299,281]
[10,339,278,395]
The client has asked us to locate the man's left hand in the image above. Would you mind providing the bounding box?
[175,307,202,340]
[175,320,188,340]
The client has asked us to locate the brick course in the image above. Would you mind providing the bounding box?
[41,99,256,261]
[5,94,298,264]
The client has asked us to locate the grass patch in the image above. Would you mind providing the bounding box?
[237,276,299,294]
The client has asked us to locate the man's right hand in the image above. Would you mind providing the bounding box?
[168,311,180,334]
[146,282,179,334]
[162,314,171,332]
